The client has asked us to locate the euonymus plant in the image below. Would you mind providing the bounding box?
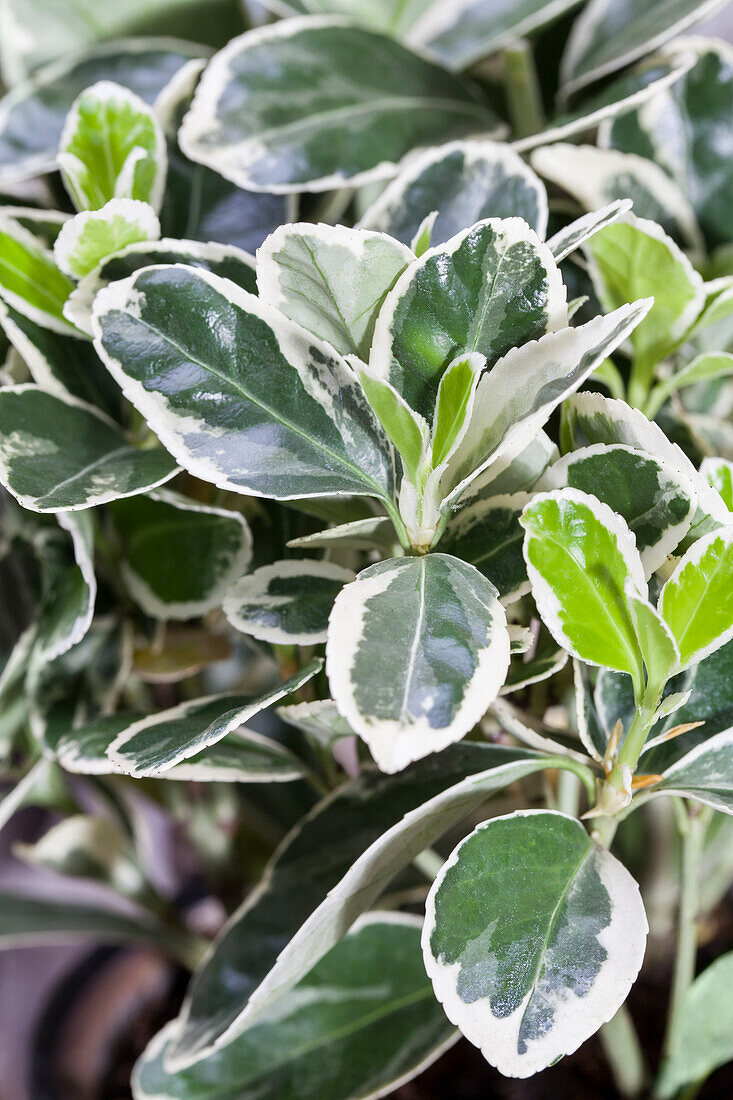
[0,1,732,1097]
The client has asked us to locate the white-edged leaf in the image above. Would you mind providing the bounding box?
[58,80,167,212]
[225,560,354,645]
[64,236,256,336]
[0,384,177,511]
[441,492,530,602]
[520,488,647,683]
[256,222,413,359]
[542,443,696,576]
[702,456,733,511]
[370,217,566,421]
[360,139,548,248]
[659,526,733,670]
[92,264,395,505]
[53,199,160,280]
[286,516,396,552]
[441,300,653,510]
[531,144,702,252]
[31,510,96,666]
[423,809,647,1078]
[165,742,568,1070]
[178,18,498,194]
[277,699,354,750]
[657,728,733,815]
[547,199,632,262]
[133,913,458,1100]
[109,490,253,621]
[326,553,510,773]
[108,660,321,776]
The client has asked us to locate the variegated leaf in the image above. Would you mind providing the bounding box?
[225,559,353,645]
[659,526,733,670]
[441,493,529,602]
[423,810,647,1077]
[54,199,160,280]
[0,215,75,335]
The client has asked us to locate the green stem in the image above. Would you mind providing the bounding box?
[384,499,411,551]
[502,40,545,139]
[600,1004,647,1097]
[608,678,664,793]
[413,847,445,881]
[657,802,712,1081]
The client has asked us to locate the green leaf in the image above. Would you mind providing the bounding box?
[0,2,239,85]
[54,199,160,281]
[584,216,705,382]
[59,80,166,212]
[108,490,253,620]
[256,222,413,359]
[423,810,647,1077]
[361,138,547,249]
[531,143,702,252]
[520,489,646,685]
[503,630,569,695]
[0,214,76,335]
[603,41,733,250]
[65,236,256,336]
[702,457,733,510]
[224,559,354,645]
[659,526,733,670]
[134,914,456,1100]
[277,699,354,750]
[441,493,529,602]
[165,743,564,1070]
[0,385,177,511]
[547,199,632,263]
[326,554,510,772]
[370,217,566,421]
[0,40,204,184]
[656,728,733,815]
[561,391,730,539]
[560,0,726,96]
[178,18,498,193]
[441,301,652,509]
[109,660,322,776]
[627,596,679,687]
[357,367,428,487]
[646,353,733,419]
[544,443,695,575]
[92,265,395,506]
[0,298,123,418]
[656,951,733,1097]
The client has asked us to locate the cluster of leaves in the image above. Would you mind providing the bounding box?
[0,1,733,1098]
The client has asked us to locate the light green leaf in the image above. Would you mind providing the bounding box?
[547,199,632,263]
[357,367,428,487]
[520,489,646,685]
[108,490,253,621]
[0,205,69,246]
[0,40,204,185]
[627,596,679,687]
[54,198,160,281]
[423,810,647,1077]
[584,216,705,382]
[0,298,122,418]
[659,526,733,670]
[0,385,177,511]
[65,236,256,336]
[109,660,322,776]
[224,560,354,645]
[560,0,726,96]
[134,913,456,1100]
[411,210,438,257]
[543,443,695,576]
[58,80,167,211]
[656,729,733,815]
[603,41,733,251]
[430,352,483,469]
[441,493,530,602]
[531,143,702,252]
[369,217,566,421]
[702,457,733,510]
[0,214,76,335]
[256,222,413,359]
[646,353,733,420]
[360,138,547,248]
[441,301,652,509]
[92,264,395,505]
[326,554,510,772]
[165,743,567,1070]
[656,950,733,1097]
[178,18,498,193]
